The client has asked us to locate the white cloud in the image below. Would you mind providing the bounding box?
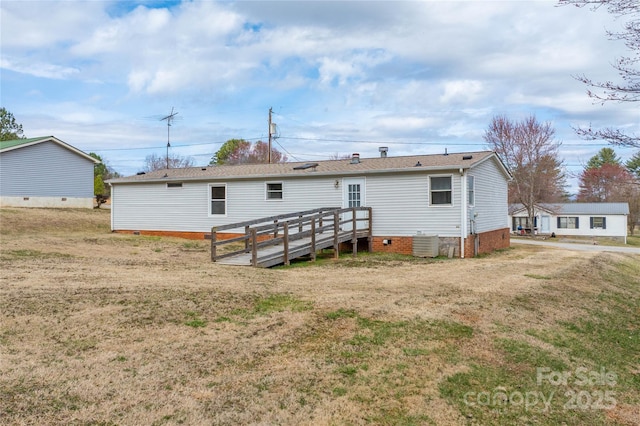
[0,57,79,79]
[1,0,637,183]
[440,80,485,105]
[0,1,106,49]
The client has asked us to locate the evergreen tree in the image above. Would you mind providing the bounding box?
[0,108,25,141]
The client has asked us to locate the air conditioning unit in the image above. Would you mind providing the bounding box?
[413,235,439,258]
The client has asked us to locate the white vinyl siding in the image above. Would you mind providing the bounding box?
[112,172,466,237]
[366,173,461,237]
[111,182,209,232]
[470,157,510,234]
[110,160,509,239]
[112,178,342,233]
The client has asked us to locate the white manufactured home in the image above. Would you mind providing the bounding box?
[0,136,99,208]
[108,151,511,258]
[509,203,629,243]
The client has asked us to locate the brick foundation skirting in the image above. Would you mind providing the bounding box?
[370,236,414,255]
[114,227,511,257]
[465,228,510,256]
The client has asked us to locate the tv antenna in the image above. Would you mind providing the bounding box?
[160,107,178,169]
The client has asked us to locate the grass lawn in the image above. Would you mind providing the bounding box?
[0,208,638,425]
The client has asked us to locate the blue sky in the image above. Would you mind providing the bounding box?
[1,0,638,195]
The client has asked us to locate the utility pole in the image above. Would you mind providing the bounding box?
[268,107,273,164]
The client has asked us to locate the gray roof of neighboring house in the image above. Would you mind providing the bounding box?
[510,202,630,216]
[0,136,100,164]
[108,150,510,184]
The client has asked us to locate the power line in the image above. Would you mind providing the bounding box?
[91,137,264,152]
[273,139,301,162]
[89,134,630,154]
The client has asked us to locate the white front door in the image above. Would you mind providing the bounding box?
[541,215,550,233]
[342,178,366,231]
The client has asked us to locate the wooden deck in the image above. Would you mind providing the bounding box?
[210,207,372,268]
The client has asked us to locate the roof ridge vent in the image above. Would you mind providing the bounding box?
[462,155,473,160]
[351,153,360,164]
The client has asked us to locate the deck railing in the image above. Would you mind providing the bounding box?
[210,207,372,266]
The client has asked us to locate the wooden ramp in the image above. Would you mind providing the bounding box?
[210,207,372,268]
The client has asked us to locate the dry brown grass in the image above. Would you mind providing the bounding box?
[0,207,638,425]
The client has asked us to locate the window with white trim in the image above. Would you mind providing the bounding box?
[430,176,452,205]
[558,216,579,229]
[467,175,475,206]
[266,182,283,200]
[210,184,226,215]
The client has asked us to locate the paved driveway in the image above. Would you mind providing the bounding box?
[511,239,640,254]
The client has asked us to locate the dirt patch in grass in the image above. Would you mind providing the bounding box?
[1,207,638,425]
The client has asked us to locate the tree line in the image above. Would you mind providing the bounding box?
[2,106,639,228]
[484,113,639,234]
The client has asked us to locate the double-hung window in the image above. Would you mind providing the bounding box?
[430,176,452,205]
[590,217,606,229]
[266,182,283,200]
[467,175,475,206]
[210,184,226,215]
[558,216,579,229]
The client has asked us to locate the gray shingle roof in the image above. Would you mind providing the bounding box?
[510,203,630,215]
[109,150,507,184]
[0,136,99,163]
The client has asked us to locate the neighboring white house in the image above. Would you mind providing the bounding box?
[108,150,512,258]
[0,136,99,208]
[509,203,629,243]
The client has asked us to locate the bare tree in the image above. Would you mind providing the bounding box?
[559,0,640,146]
[485,115,566,232]
[143,153,195,172]
[328,152,352,160]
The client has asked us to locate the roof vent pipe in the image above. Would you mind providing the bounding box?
[351,153,360,164]
[379,147,388,158]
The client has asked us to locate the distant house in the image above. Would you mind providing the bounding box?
[509,203,629,243]
[0,136,99,208]
[108,150,512,258]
